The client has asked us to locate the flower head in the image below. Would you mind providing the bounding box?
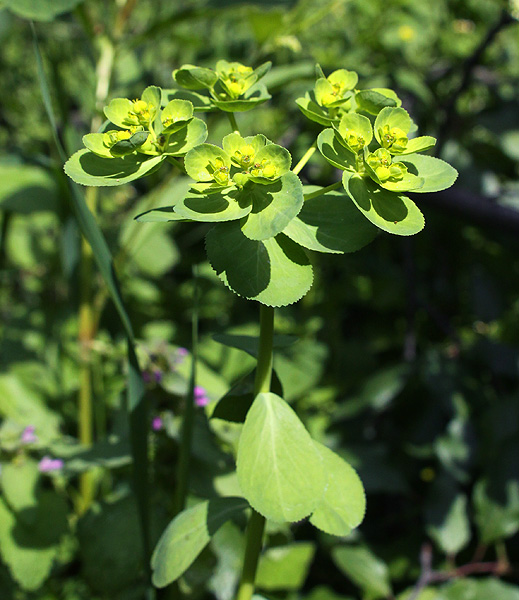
[38,456,64,473]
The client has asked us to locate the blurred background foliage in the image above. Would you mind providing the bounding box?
[1,0,519,598]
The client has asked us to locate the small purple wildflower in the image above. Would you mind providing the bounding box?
[177,347,188,358]
[152,416,163,431]
[194,385,209,407]
[21,425,38,444]
[153,369,163,383]
[38,456,64,473]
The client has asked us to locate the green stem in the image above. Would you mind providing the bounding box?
[166,156,187,173]
[228,112,240,134]
[293,141,317,175]
[303,180,342,201]
[235,304,274,600]
[174,265,199,514]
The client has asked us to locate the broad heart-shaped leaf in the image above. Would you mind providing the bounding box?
[296,96,336,127]
[173,64,218,90]
[236,392,326,522]
[317,129,356,171]
[205,221,313,307]
[212,83,271,113]
[151,497,248,588]
[240,173,303,240]
[163,117,208,156]
[400,154,458,193]
[355,89,400,115]
[174,188,252,222]
[343,172,425,236]
[64,150,165,187]
[283,188,377,254]
[309,443,366,536]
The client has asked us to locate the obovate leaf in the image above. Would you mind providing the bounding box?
[174,188,252,222]
[283,188,377,254]
[317,129,356,171]
[205,221,313,307]
[343,172,425,236]
[236,392,326,522]
[399,154,458,192]
[309,443,366,536]
[240,173,303,240]
[355,88,401,114]
[296,96,336,127]
[64,150,165,187]
[151,497,248,588]
[173,64,218,90]
[332,546,392,600]
[163,117,208,156]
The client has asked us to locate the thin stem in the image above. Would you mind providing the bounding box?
[174,265,199,514]
[303,180,342,201]
[228,112,240,134]
[293,142,317,175]
[166,156,187,174]
[235,304,274,600]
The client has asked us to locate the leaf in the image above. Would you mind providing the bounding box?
[309,443,366,536]
[317,129,356,171]
[173,64,218,90]
[400,154,458,192]
[0,163,59,213]
[205,221,313,307]
[163,88,215,111]
[296,96,336,127]
[151,497,249,587]
[473,478,519,544]
[3,0,84,21]
[373,107,412,145]
[104,98,134,128]
[212,84,271,113]
[236,392,326,522]
[425,475,470,555]
[185,143,231,182]
[64,149,165,187]
[256,543,315,590]
[135,206,188,222]
[163,117,208,156]
[0,460,40,518]
[283,188,377,254]
[240,173,303,240]
[343,172,425,236]
[174,188,252,222]
[332,546,392,599]
[355,89,400,114]
[442,578,519,600]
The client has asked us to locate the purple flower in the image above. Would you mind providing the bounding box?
[38,456,64,473]
[177,347,188,358]
[194,385,209,407]
[152,416,163,431]
[153,369,163,383]
[21,426,38,444]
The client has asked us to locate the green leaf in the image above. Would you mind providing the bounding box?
[135,207,188,222]
[355,89,400,115]
[443,578,519,600]
[3,0,83,21]
[222,133,267,165]
[374,107,412,144]
[256,543,315,590]
[240,173,303,240]
[185,143,231,182]
[317,129,356,171]
[174,188,252,222]
[206,222,313,307]
[104,98,135,128]
[236,392,326,522]
[296,96,336,127]
[0,163,58,213]
[473,478,519,544]
[248,144,292,184]
[283,188,377,254]
[163,117,208,156]
[111,131,150,157]
[151,497,248,587]
[212,84,271,113]
[310,443,366,536]
[403,136,436,155]
[336,113,373,151]
[173,64,218,90]
[64,150,165,187]
[399,154,458,192]
[343,172,425,236]
[332,546,392,600]
[425,475,470,555]
[1,460,40,518]
[160,99,194,133]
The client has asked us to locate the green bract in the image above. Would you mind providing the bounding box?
[314,68,358,108]
[171,60,272,113]
[374,107,436,155]
[336,113,373,153]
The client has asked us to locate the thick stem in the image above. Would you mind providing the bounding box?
[303,180,342,201]
[174,265,199,514]
[236,304,274,600]
[293,142,317,176]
